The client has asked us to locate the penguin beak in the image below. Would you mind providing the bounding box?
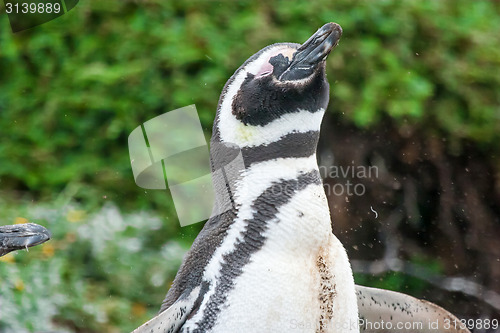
[279,22,342,81]
[0,223,51,256]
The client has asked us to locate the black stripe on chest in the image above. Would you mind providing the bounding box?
[191,170,322,332]
[242,131,319,167]
[210,130,319,172]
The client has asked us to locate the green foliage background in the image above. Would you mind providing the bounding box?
[0,0,499,332]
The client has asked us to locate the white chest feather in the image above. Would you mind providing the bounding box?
[208,187,358,333]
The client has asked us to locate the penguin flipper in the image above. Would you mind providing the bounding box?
[0,223,51,256]
[355,285,471,333]
[131,286,201,333]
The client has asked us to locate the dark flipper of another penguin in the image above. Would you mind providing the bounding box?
[356,285,471,333]
[0,223,51,257]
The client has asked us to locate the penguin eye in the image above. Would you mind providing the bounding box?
[255,61,274,78]
[256,70,272,78]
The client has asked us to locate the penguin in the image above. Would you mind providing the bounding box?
[0,223,51,257]
[132,23,470,333]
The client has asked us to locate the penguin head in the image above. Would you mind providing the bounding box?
[214,23,342,148]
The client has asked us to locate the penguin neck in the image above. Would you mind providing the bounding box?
[205,132,330,269]
[209,128,322,216]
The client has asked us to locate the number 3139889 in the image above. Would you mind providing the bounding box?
[5,2,61,14]
[444,318,499,330]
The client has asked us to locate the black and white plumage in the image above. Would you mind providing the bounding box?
[133,23,470,333]
[0,223,51,257]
